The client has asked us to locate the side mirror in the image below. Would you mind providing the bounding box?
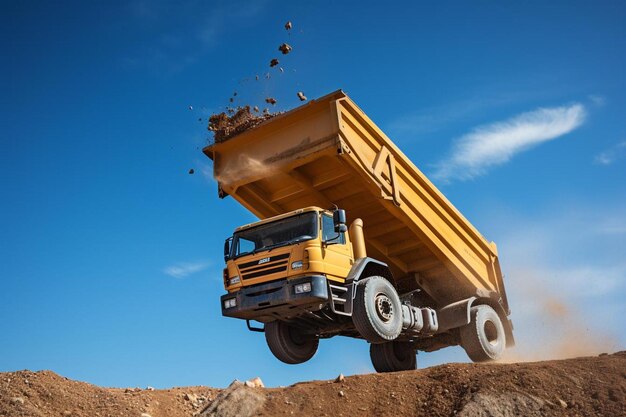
[333,209,348,233]
[224,237,233,262]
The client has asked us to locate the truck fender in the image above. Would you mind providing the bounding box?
[436,297,477,333]
[345,257,393,284]
[333,258,393,317]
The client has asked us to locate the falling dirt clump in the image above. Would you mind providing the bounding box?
[278,43,292,54]
[297,91,307,101]
[208,106,279,143]
[265,97,277,105]
[270,58,279,67]
[188,169,195,175]
[285,21,292,30]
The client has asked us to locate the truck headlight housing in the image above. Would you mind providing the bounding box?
[295,282,312,294]
[224,298,237,309]
[291,260,303,270]
[229,275,240,285]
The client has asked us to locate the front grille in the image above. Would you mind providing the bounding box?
[239,253,290,280]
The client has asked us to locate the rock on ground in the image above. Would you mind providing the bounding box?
[198,381,265,417]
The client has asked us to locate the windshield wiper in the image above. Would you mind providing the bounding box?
[251,235,313,256]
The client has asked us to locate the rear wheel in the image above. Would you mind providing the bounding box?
[460,304,506,362]
[352,276,403,343]
[370,342,417,372]
[265,321,319,364]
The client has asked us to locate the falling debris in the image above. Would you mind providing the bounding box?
[279,67,284,73]
[253,106,259,113]
[265,72,271,79]
[198,118,202,122]
[255,75,259,81]
[285,21,292,30]
[263,108,269,114]
[265,97,277,105]
[233,92,238,96]
[297,91,307,101]
[189,169,195,175]
[270,58,279,67]
[229,97,234,103]
[188,105,193,111]
[278,43,292,55]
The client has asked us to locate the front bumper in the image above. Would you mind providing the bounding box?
[220,275,329,322]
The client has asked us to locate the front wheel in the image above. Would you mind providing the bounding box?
[460,304,506,362]
[352,276,403,343]
[265,321,319,364]
[370,342,417,372]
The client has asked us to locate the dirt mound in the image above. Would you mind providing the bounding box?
[208,106,279,144]
[1,352,624,417]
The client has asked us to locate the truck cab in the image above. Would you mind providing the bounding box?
[221,207,354,322]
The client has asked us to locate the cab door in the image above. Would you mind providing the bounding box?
[320,214,353,281]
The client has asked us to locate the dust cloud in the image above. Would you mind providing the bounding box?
[501,270,620,363]
[214,154,276,187]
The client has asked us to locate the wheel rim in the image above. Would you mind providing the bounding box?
[375,293,394,322]
[484,320,499,346]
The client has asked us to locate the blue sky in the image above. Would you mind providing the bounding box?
[1,0,625,388]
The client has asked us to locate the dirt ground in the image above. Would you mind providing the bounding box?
[1,352,624,417]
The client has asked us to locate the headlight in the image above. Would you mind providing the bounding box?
[295,282,312,294]
[224,298,237,309]
[291,260,303,270]
[229,276,240,285]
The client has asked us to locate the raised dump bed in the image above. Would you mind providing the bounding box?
[204,90,509,312]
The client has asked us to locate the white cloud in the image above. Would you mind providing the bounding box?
[432,104,586,181]
[588,94,606,107]
[594,141,626,165]
[164,261,210,279]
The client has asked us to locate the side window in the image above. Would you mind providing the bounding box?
[322,215,345,244]
[236,237,255,256]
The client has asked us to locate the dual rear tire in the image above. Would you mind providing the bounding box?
[460,304,506,362]
[353,276,417,372]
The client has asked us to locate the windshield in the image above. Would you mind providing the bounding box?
[231,212,318,258]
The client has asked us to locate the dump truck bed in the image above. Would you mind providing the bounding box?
[204,90,509,310]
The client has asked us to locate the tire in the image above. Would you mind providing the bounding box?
[265,321,319,364]
[370,342,417,372]
[352,276,403,343]
[460,304,506,362]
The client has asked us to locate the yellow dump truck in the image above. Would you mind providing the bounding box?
[203,90,514,372]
